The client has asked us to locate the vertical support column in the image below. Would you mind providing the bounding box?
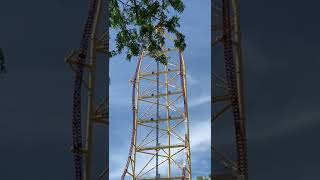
[179,51,191,179]
[156,60,160,179]
[164,61,172,178]
[231,1,248,179]
[84,0,103,180]
[133,76,139,180]
[133,52,144,180]
[231,0,246,138]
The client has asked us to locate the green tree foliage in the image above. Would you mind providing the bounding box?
[0,48,6,75]
[196,174,211,180]
[110,0,186,64]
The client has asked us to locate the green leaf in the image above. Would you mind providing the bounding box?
[110,0,186,63]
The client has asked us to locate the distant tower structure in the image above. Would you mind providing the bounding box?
[65,0,109,180]
[121,30,192,180]
[212,0,248,180]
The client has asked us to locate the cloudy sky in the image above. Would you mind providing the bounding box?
[0,0,320,180]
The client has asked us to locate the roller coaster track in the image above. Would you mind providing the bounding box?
[212,0,248,179]
[71,0,98,179]
[222,0,248,177]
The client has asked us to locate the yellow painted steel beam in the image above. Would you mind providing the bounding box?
[136,144,185,152]
[138,116,183,123]
[140,69,179,78]
[139,91,182,100]
[213,95,230,103]
[139,177,189,180]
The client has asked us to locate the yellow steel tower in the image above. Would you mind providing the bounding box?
[121,31,192,180]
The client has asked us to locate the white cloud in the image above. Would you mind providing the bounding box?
[186,73,199,86]
[188,95,210,108]
[189,118,211,178]
[190,118,211,153]
[175,94,210,109]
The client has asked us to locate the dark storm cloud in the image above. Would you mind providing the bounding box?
[237,1,320,179]
[0,0,90,179]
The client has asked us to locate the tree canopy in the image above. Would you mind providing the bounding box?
[196,175,211,180]
[109,0,186,64]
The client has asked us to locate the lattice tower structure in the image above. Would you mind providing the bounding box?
[121,32,192,180]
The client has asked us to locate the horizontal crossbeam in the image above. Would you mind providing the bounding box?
[213,95,230,103]
[140,69,179,78]
[139,91,182,100]
[138,177,189,180]
[137,144,185,152]
[138,116,184,123]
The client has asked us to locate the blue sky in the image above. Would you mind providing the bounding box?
[109,1,211,179]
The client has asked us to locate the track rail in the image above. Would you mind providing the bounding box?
[71,0,99,179]
[222,0,248,178]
